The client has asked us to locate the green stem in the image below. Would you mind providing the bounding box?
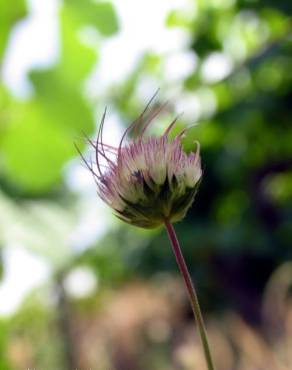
[164,221,215,370]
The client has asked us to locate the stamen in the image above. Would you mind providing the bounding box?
[74,143,101,186]
[177,123,198,139]
[100,107,108,158]
[95,109,107,176]
[118,89,160,160]
[81,131,102,163]
[133,88,160,136]
[96,142,118,152]
[81,131,118,154]
[163,113,183,137]
[140,101,169,136]
[96,148,116,168]
[193,140,200,164]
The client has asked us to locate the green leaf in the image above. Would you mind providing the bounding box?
[57,6,99,84]
[30,69,94,132]
[64,0,119,36]
[1,100,73,192]
[0,0,27,58]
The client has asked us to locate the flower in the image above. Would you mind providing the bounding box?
[81,96,202,228]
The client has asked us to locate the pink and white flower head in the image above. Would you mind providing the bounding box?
[82,95,202,228]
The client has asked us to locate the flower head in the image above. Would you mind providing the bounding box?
[81,95,202,228]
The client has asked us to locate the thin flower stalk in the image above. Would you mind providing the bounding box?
[165,221,215,370]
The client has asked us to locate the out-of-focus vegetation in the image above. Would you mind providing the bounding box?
[0,0,292,369]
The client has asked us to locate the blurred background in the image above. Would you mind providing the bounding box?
[0,0,292,369]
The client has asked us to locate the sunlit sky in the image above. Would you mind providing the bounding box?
[0,0,232,315]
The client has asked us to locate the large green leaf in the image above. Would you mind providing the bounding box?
[64,0,119,36]
[0,0,27,58]
[1,100,74,191]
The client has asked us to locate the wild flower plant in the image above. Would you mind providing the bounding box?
[79,93,215,370]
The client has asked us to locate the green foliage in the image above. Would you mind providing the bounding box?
[64,0,119,36]
[0,0,119,194]
[0,320,11,370]
[0,0,27,59]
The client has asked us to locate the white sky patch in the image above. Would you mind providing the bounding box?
[164,51,198,82]
[0,245,50,316]
[175,92,201,123]
[65,161,109,252]
[111,0,192,54]
[87,0,192,94]
[71,202,110,252]
[135,76,162,102]
[201,52,233,83]
[64,266,97,299]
